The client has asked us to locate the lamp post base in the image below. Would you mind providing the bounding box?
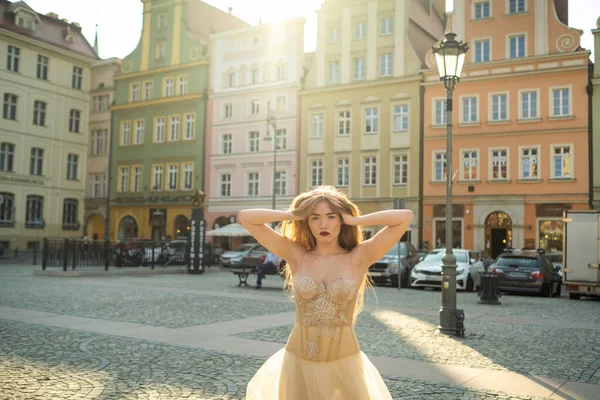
[439,252,458,333]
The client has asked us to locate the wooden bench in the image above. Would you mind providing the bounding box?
[231,262,284,286]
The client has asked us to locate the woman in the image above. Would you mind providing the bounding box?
[239,186,413,400]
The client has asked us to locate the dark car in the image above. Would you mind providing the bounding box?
[368,242,420,287]
[489,249,562,297]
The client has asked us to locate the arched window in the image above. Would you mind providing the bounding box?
[0,192,15,227]
[62,198,79,230]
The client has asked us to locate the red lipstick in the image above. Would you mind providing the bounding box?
[319,231,330,236]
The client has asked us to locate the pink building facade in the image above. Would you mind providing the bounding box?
[206,19,305,246]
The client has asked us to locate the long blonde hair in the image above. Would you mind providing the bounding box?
[280,186,371,313]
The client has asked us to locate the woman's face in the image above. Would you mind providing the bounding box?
[307,201,342,245]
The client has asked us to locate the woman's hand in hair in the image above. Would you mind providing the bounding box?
[341,213,360,226]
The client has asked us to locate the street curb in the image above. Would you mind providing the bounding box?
[33,268,187,277]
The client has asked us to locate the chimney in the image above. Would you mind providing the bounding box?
[61,18,69,24]
[46,12,59,19]
[72,22,81,28]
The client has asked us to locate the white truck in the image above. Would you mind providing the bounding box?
[563,210,600,300]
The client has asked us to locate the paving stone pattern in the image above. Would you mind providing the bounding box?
[0,320,546,400]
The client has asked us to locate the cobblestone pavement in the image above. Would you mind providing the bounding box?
[1,264,599,399]
[0,320,547,400]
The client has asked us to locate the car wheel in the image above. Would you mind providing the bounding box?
[569,292,581,300]
[466,275,474,292]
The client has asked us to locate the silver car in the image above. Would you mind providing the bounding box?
[220,243,262,267]
[410,248,485,291]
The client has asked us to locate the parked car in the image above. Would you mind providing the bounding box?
[144,240,188,265]
[220,243,262,267]
[368,242,420,287]
[237,245,271,268]
[410,248,485,291]
[488,249,562,297]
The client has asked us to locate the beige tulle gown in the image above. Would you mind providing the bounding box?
[246,255,392,400]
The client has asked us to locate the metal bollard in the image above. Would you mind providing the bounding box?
[477,273,501,305]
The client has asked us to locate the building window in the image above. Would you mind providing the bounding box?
[95,95,104,112]
[276,64,285,80]
[337,158,349,187]
[222,133,232,154]
[152,165,163,191]
[119,166,129,192]
[491,149,508,180]
[474,39,490,63]
[228,71,235,87]
[474,1,490,19]
[133,166,142,192]
[380,18,393,35]
[121,121,131,146]
[223,103,233,119]
[37,55,48,80]
[338,111,351,136]
[69,109,81,133]
[274,171,286,196]
[363,156,377,186]
[0,192,15,227]
[552,145,572,178]
[311,160,323,187]
[393,104,409,132]
[393,155,408,185]
[183,163,193,190]
[329,26,340,43]
[155,117,165,143]
[30,147,43,176]
[131,83,140,102]
[275,128,287,150]
[434,99,447,125]
[491,94,508,121]
[380,53,393,77]
[3,93,17,120]
[72,66,83,89]
[276,96,286,112]
[251,100,260,115]
[353,57,366,80]
[66,154,79,181]
[157,42,166,59]
[462,97,478,123]
[91,129,107,156]
[164,78,174,97]
[247,172,259,196]
[248,131,260,152]
[184,113,194,140]
[434,152,447,181]
[509,34,526,58]
[178,76,187,95]
[62,199,79,230]
[328,61,340,84]
[168,164,178,191]
[251,68,259,84]
[0,143,15,172]
[25,195,43,228]
[7,45,20,72]
[144,81,153,100]
[169,115,180,141]
[435,220,463,249]
[91,173,107,198]
[33,100,46,126]
[521,91,538,119]
[552,88,570,117]
[462,150,478,180]
[158,14,167,28]
[220,173,231,197]
[521,147,539,179]
[538,220,563,253]
[134,119,144,144]
[509,0,526,14]
[354,22,366,39]
[364,107,379,134]
[311,113,324,138]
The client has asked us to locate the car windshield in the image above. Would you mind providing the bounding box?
[496,256,540,268]
[386,243,407,256]
[423,250,468,263]
[231,244,254,252]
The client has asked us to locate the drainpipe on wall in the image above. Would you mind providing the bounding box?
[588,62,594,209]
[104,102,115,241]
[418,81,425,248]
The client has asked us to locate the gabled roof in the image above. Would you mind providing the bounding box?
[0,0,98,60]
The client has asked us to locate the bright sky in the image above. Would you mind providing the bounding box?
[24,0,600,61]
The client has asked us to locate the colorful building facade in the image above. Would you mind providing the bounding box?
[300,0,445,244]
[206,19,305,243]
[0,1,97,250]
[422,0,590,257]
[109,0,248,241]
[592,17,600,210]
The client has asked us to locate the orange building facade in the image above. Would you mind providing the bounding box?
[421,0,590,258]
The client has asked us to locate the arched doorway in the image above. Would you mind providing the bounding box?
[485,211,512,258]
[174,215,189,239]
[86,214,105,240]
[118,216,139,240]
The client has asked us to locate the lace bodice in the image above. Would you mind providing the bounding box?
[286,275,360,361]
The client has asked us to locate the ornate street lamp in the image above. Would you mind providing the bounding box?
[264,102,278,228]
[432,32,468,335]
